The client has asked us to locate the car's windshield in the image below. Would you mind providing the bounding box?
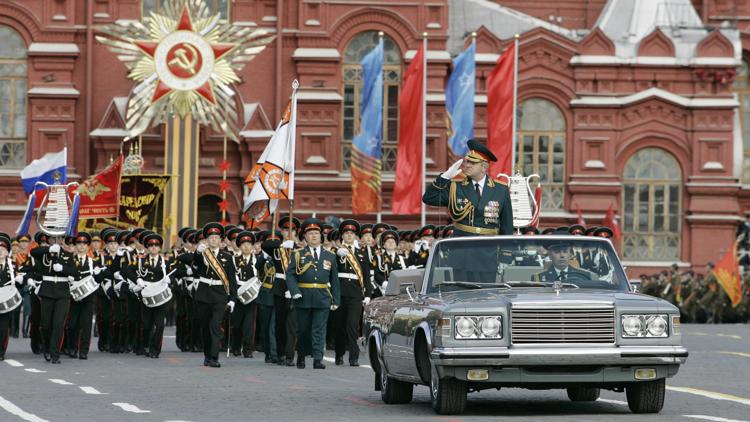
[425,236,629,293]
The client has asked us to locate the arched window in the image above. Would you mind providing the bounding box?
[734,60,750,182]
[342,31,401,172]
[0,25,27,169]
[142,0,229,19]
[516,98,565,210]
[197,195,223,227]
[622,148,682,260]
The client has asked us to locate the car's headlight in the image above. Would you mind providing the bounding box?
[620,314,669,338]
[454,316,502,339]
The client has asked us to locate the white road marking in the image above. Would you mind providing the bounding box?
[684,415,749,422]
[80,386,107,395]
[597,398,628,406]
[24,368,46,373]
[668,386,750,407]
[4,359,23,367]
[48,379,74,386]
[719,351,750,359]
[322,356,371,369]
[112,403,151,414]
[0,395,49,422]
[716,333,743,340]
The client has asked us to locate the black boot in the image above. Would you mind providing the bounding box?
[296,356,305,369]
[313,360,326,369]
[335,356,344,366]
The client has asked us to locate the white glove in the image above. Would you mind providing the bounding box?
[186,267,193,276]
[292,293,302,299]
[440,159,463,179]
[363,297,371,306]
[196,243,207,253]
[126,246,133,252]
[262,251,270,259]
[281,240,295,249]
[284,290,291,299]
[227,300,235,313]
[15,274,24,284]
[93,266,103,275]
[337,247,349,258]
[330,304,339,311]
[52,263,63,272]
[49,244,61,254]
[116,248,125,257]
[133,284,144,293]
[114,280,124,291]
[27,279,37,289]
[413,240,425,253]
[114,271,123,281]
[136,278,145,287]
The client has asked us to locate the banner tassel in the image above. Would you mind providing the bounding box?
[16,190,36,237]
[66,192,81,237]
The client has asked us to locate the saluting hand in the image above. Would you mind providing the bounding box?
[440,159,464,179]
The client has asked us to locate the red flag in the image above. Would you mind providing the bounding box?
[77,155,123,219]
[487,42,516,178]
[392,45,424,215]
[714,241,743,308]
[603,204,621,240]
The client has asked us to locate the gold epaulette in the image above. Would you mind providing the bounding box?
[492,178,508,186]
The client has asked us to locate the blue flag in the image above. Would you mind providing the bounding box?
[351,39,384,214]
[446,43,476,156]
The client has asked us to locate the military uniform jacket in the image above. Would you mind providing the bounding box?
[0,259,22,289]
[255,254,275,307]
[233,254,259,304]
[532,266,591,283]
[286,247,340,309]
[407,249,430,269]
[30,246,76,299]
[336,245,372,300]
[374,251,408,294]
[189,249,237,304]
[422,175,513,236]
[122,255,168,283]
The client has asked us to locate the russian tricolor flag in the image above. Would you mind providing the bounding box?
[16,148,68,236]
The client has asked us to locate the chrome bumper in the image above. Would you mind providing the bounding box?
[430,345,688,366]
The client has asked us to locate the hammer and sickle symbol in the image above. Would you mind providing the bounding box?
[168,43,199,76]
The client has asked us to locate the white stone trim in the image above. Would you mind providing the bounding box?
[28,86,80,96]
[571,88,738,108]
[90,128,127,137]
[296,90,343,102]
[571,55,741,67]
[621,261,691,268]
[292,48,340,59]
[305,19,320,26]
[686,214,744,222]
[0,205,27,211]
[540,210,606,219]
[584,160,606,169]
[702,161,724,170]
[239,130,274,138]
[476,53,500,64]
[567,180,621,186]
[404,50,452,61]
[28,43,80,54]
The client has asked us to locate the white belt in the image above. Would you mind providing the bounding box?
[275,273,286,280]
[43,276,68,283]
[199,277,224,286]
[339,273,359,281]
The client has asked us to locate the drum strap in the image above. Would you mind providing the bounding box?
[203,250,229,295]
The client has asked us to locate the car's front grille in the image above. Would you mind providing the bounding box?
[511,307,615,344]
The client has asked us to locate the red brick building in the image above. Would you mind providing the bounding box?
[1,0,749,276]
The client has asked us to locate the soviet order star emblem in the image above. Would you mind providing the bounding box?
[96,0,275,141]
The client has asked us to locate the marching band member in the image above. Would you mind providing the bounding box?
[65,232,100,360]
[265,217,297,367]
[335,219,372,367]
[231,231,259,358]
[373,230,407,298]
[255,230,277,363]
[31,234,76,364]
[0,234,26,361]
[286,218,340,369]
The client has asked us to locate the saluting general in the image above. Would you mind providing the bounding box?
[423,139,513,236]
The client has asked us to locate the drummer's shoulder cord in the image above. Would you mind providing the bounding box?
[8,257,15,284]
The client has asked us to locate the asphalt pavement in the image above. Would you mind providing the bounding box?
[1,323,748,422]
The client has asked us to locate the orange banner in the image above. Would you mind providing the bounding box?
[714,240,743,308]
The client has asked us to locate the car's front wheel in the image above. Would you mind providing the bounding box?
[430,365,467,414]
[626,378,665,414]
[566,387,600,402]
[380,367,413,404]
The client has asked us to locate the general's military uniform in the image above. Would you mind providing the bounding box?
[286,218,340,369]
[335,220,372,366]
[31,239,77,363]
[422,139,513,237]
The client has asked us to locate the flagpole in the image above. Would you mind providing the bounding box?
[421,32,427,227]
[511,33,519,174]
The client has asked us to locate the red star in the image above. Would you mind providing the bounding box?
[217,199,230,212]
[218,179,231,193]
[219,160,231,172]
[134,6,236,104]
